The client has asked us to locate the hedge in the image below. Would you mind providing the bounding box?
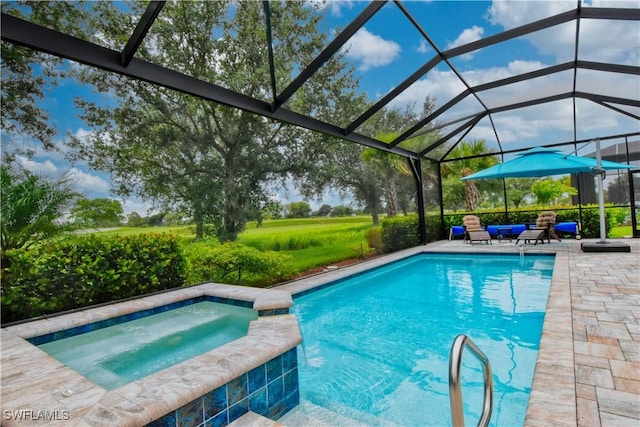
[182,241,295,287]
[381,214,421,253]
[1,233,186,323]
[441,206,629,239]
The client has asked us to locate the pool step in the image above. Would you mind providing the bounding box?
[278,400,371,427]
[228,411,283,427]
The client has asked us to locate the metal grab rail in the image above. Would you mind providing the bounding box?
[449,334,494,427]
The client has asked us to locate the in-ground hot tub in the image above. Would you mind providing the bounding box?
[32,299,259,391]
[0,283,301,426]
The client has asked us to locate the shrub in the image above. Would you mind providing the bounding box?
[381,214,420,253]
[1,233,186,323]
[365,226,383,254]
[183,241,295,287]
[425,214,442,243]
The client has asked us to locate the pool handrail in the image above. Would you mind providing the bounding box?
[449,334,494,427]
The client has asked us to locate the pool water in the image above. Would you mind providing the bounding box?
[37,301,257,390]
[291,253,553,426]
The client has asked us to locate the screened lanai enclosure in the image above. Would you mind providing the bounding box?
[2,0,639,240]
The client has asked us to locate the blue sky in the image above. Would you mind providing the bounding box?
[4,0,639,215]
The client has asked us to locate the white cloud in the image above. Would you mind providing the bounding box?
[16,156,59,176]
[388,53,637,147]
[308,0,355,17]
[72,127,93,141]
[488,0,639,65]
[447,25,485,61]
[417,39,431,54]
[341,28,401,71]
[121,198,157,216]
[488,1,575,30]
[67,168,110,194]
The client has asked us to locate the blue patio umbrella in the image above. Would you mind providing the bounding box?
[461,146,633,180]
[461,142,634,246]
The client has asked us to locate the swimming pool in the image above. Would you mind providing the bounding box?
[35,300,258,390]
[288,253,553,426]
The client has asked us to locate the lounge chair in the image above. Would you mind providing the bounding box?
[532,211,561,243]
[462,215,492,244]
[466,229,492,244]
[515,229,546,245]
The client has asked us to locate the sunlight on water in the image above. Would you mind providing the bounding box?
[292,253,553,426]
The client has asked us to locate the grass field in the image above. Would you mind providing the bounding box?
[609,225,633,238]
[241,218,374,271]
[99,216,376,273]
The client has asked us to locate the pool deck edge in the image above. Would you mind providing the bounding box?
[524,251,577,426]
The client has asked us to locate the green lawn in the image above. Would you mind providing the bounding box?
[610,225,633,238]
[240,217,374,271]
[97,216,376,274]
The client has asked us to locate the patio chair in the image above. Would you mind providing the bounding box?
[462,215,491,244]
[466,229,493,244]
[515,229,546,245]
[532,211,561,243]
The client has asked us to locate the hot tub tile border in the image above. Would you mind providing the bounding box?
[145,348,299,427]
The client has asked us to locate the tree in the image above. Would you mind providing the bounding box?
[1,2,90,156]
[67,1,365,241]
[329,205,353,217]
[299,138,386,225]
[442,178,468,212]
[262,200,284,220]
[69,198,124,228]
[1,165,80,266]
[163,212,185,226]
[146,212,166,227]
[506,178,535,208]
[314,204,332,217]
[126,212,145,227]
[298,100,440,225]
[441,140,499,211]
[361,142,409,218]
[286,201,312,218]
[531,178,577,205]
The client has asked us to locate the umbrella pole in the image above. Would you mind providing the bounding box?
[581,139,630,252]
[596,139,607,243]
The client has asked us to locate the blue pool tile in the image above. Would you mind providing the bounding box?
[267,400,286,421]
[208,296,252,309]
[227,398,249,423]
[258,308,289,316]
[266,356,282,383]
[203,385,227,419]
[282,348,297,372]
[284,388,300,413]
[204,409,228,427]
[267,377,284,407]
[176,399,203,427]
[283,368,298,395]
[146,412,177,427]
[248,387,268,416]
[228,374,248,406]
[247,365,266,393]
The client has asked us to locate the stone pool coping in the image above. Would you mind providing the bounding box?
[1,283,302,426]
[276,243,576,426]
